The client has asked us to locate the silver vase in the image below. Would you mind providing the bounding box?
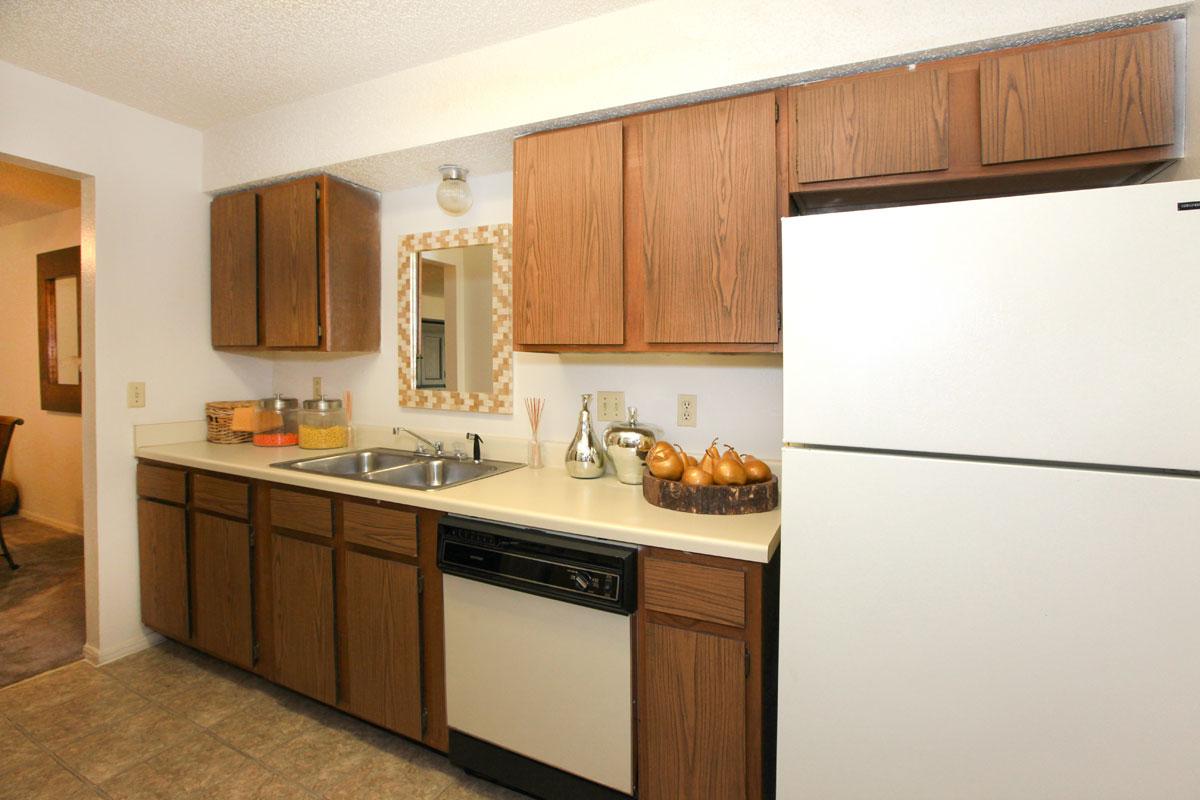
[565,393,605,479]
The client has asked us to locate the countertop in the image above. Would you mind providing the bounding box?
[134,440,781,563]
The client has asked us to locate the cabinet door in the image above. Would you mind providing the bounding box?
[980,26,1175,164]
[191,512,253,668]
[639,93,778,344]
[343,551,423,738]
[790,69,950,183]
[137,499,189,641]
[514,121,624,345]
[260,178,320,348]
[210,190,259,347]
[641,623,747,800]
[271,533,336,704]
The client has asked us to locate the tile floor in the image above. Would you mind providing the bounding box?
[0,640,524,799]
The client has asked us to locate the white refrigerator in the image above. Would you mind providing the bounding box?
[777,180,1200,799]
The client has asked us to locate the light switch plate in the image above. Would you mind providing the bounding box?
[677,394,697,427]
[127,382,146,409]
[597,391,625,422]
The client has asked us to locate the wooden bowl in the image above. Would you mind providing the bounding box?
[642,471,778,515]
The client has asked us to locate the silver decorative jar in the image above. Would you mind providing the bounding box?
[603,407,660,485]
[565,393,605,479]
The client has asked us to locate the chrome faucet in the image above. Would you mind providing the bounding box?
[394,427,443,456]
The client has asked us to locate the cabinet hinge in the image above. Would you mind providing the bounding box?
[249,529,256,548]
[417,573,424,595]
[421,707,429,737]
[775,100,780,123]
[745,646,751,678]
[252,641,261,664]
[315,183,322,201]
[317,323,323,340]
[777,310,782,333]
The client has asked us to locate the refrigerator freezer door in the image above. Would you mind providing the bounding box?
[782,179,1200,470]
[777,447,1200,799]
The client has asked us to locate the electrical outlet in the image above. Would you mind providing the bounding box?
[596,391,625,422]
[312,376,322,399]
[127,382,146,409]
[677,394,697,427]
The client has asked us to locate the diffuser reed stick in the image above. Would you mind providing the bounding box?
[525,397,545,469]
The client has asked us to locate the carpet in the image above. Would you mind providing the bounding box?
[0,516,85,687]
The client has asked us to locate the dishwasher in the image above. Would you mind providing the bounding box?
[438,515,638,800]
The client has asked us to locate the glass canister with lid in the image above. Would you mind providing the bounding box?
[298,397,349,450]
[252,394,299,447]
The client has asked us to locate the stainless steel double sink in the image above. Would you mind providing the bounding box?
[271,448,524,491]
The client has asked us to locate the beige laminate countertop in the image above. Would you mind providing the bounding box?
[135,440,781,563]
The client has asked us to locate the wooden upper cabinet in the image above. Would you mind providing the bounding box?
[210,174,379,352]
[790,68,950,184]
[210,190,259,347]
[637,93,779,344]
[260,178,320,348]
[514,121,624,346]
[980,26,1175,165]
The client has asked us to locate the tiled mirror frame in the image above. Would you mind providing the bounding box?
[397,223,514,414]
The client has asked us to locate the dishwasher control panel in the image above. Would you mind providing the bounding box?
[438,517,637,614]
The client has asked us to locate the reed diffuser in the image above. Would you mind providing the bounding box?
[525,397,545,469]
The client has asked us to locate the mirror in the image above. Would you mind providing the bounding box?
[398,224,513,414]
[37,246,82,413]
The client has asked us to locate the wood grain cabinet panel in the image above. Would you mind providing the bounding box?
[638,93,779,344]
[271,533,337,704]
[980,26,1175,164]
[514,121,625,345]
[137,499,189,641]
[644,557,746,628]
[641,623,747,800]
[343,502,418,558]
[210,190,259,347]
[192,474,249,520]
[137,463,187,505]
[343,551,423,737]
[269,488,332,538]
[790,68,950,183]
[259,178,320,348]
[191,511,253,668]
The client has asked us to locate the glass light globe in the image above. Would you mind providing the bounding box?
[436,165,472,216]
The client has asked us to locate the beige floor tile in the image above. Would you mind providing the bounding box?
[435,772,531,800]
[258,722,387,796]
[100,730,254,800]
[0,749,98,800]
[0,661,108,718]
[102,641,246,702]
[47,703,199,784]
[0,715,46,765]
[7,676,150,747]
[154,668,264,727]
[323,736,457,800]
[209,761,317,800]
[208,682,336,758]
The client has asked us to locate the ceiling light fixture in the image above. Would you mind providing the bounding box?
[436,164,472,216]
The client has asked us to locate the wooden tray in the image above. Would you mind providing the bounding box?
[642,471,778,515]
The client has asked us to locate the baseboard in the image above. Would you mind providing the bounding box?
[17,510,84,535]
[83,631,163,666]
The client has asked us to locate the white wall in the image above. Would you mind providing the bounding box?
[203,0,1183,192]
[271,172,784,459]
[0,208,83,531]
[0,61,273,662]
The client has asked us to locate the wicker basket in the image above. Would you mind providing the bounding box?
[206,400,255,444]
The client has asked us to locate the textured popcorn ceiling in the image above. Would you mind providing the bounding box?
[0,159,81,227]
[0,0,646,129]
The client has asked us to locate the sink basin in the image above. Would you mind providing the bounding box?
[272,448,524,491]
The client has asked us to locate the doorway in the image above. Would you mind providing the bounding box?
[0,156,86,686]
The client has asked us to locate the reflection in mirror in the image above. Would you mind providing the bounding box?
[415,244,493,394]
[54,276,80,385]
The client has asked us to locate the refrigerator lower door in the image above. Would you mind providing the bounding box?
[778,447,1200,800]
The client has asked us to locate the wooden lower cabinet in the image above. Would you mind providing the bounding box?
[191,511,254,668]
[641,623,748,800]
[342,550,423,738]
[137,499,189,640]
[271,532,337,704]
